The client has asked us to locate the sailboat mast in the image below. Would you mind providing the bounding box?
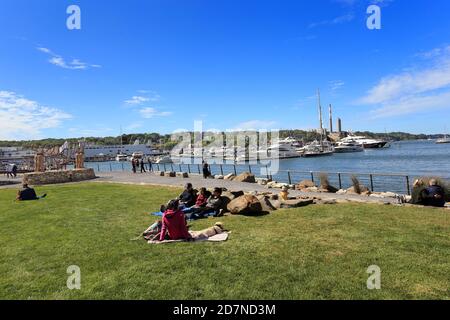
[317,89,324,151]
[317,89,323,133]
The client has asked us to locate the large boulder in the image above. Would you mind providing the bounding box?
[296,180,316,190]
[227,195,262,215]
[347,185,370,195]
[165,171,176,177]
[233,172,256,183]
[224,173,235,180]
[176,172,189,178]
[256,195,277,212]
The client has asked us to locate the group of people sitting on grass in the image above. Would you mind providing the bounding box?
[143,184,228,242]
[143,183,226,242]
[165,183,224,219]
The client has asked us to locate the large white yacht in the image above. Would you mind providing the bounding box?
[235,138,301,161]
[340,135,389,149]
[436,134,450,144]
[299,140,334,157]
[334,140,364,153]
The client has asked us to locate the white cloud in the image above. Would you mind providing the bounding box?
[370,91,450,118]
[124,91,161,105]
[37,47,101,70]
[0,91,72,140]
[359,45,450,118]
[125,96,150,105]
[232,120,278,131]
[139,107,173,119]
[330,80,345,93]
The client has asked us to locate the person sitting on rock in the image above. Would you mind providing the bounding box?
[420,179,446,207]
[159,199,192,241]
[16,183,47,201]
[178,183,197,208]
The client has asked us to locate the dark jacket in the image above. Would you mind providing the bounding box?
[179,189,196,207]
[421,185,446,207]
[18,187,38,201]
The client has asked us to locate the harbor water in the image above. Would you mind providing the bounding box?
[84,140,450,194]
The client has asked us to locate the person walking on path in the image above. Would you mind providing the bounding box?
[140,159,146,173]
[132,159,137,174]
[147,157,153,172]
[12,164,18,178]
[202,161,211,179]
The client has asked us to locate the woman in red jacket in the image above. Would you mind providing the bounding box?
[160,200,192,241]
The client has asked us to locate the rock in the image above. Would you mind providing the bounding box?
[369,193,384,198]
[227,195,262,215]
[256,178,268,185]
[280,199,314,208]
[380,192,398,198]
[224,173,235,180]
[315,198,337,205]
[256,195,277,211]
[296,180,316,190]
[346,185,369,195]
[266,181,278,188]
[165,171,176,177]
[302,186,319,193]
[222,191,236,201]
[268,199,282,209]
[233,172,256,183]
[214,175,224,180]
[227,190,244,199]
[319,185,339,193]
[158,171,165,176]
[336,189,347,195]
[176,172,189,178]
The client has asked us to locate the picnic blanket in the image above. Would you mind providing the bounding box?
[148,231,229,244]
[150,210,216,220]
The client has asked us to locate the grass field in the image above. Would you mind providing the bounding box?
[0,182,449,300]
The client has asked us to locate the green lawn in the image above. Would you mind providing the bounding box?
[0,182,449,300]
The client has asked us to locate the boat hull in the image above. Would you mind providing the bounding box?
[301,151,334,157]
[362,141,388,149]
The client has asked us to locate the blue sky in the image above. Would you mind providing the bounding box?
[1,0,450,140]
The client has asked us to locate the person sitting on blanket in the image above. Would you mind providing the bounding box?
[160,199,192,241]
[16,183,47,201]
[183,187,211,213]
[178,183,197,208]
[195,187,224,217]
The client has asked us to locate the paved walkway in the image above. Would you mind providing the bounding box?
[0,171,398,204]
[94,171,397,204]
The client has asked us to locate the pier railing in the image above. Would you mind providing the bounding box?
[81,161,450,195]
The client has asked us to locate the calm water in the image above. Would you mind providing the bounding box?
[85,140,450,194]
[277,140,450,177]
